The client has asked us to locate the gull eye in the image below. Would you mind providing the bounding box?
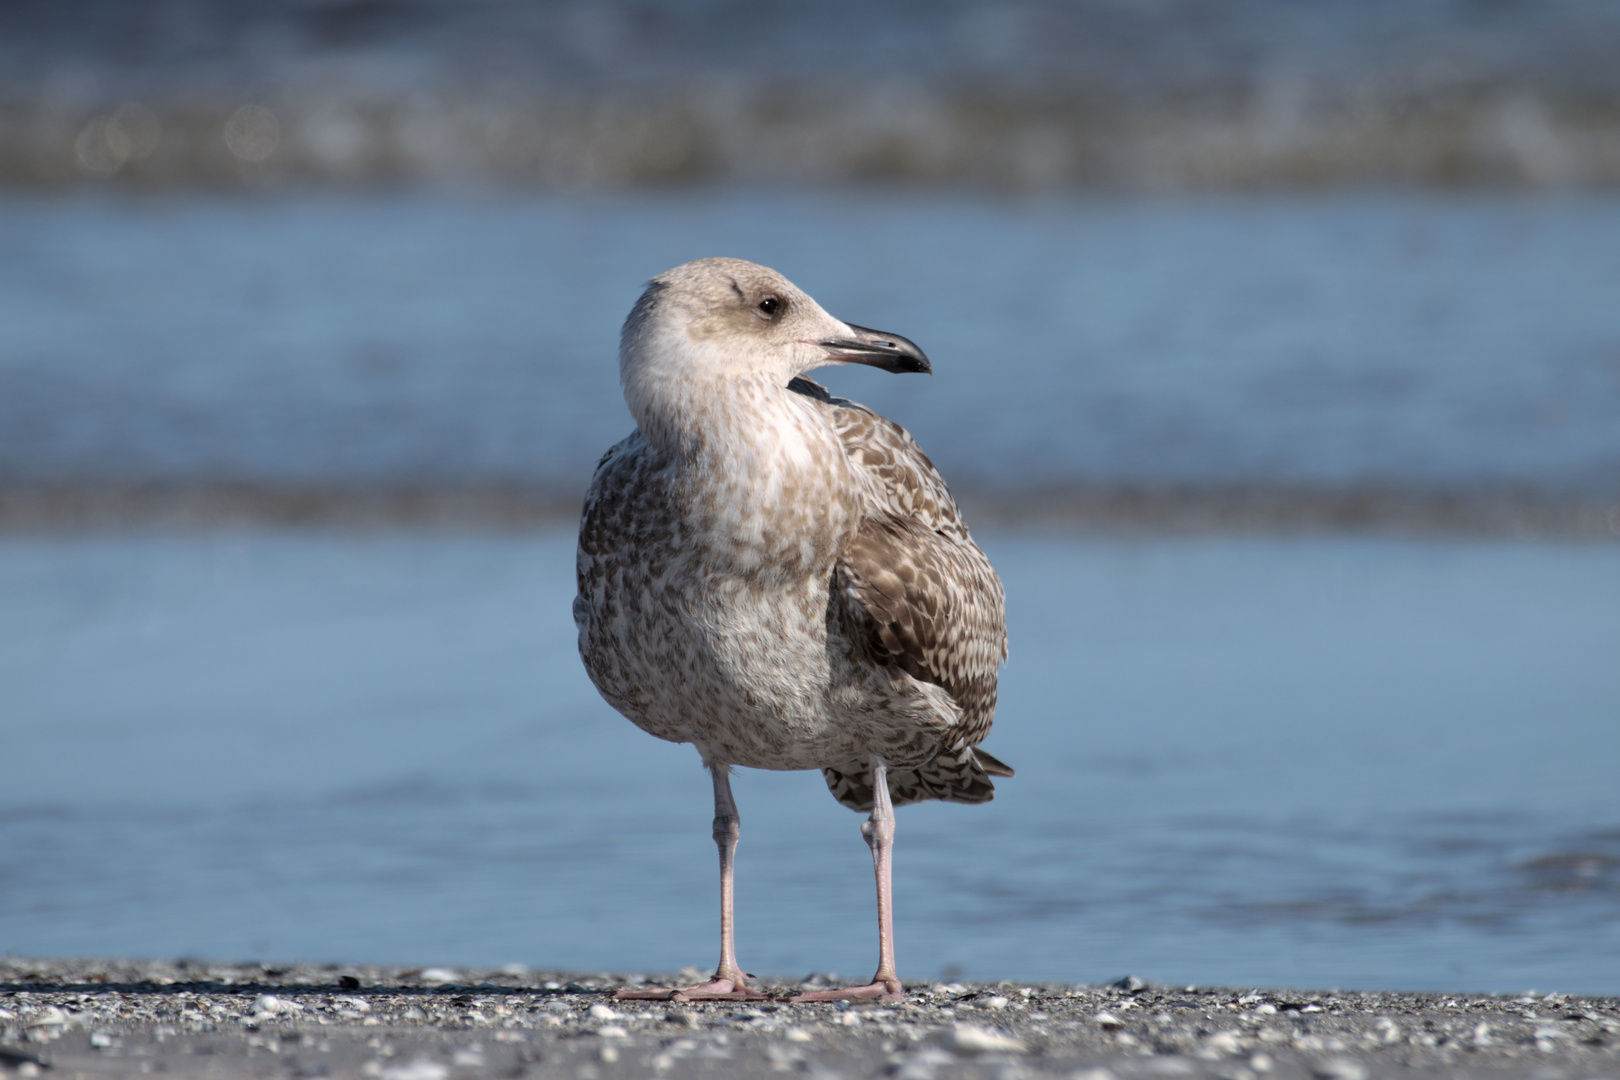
[758,297,780,316]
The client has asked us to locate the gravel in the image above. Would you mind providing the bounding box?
[2,958,1615,1079]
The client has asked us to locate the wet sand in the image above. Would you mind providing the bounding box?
[3,959,1615,1080]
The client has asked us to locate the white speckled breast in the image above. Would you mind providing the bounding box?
[575,379,962,771]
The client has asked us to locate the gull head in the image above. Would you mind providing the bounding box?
[620,258,931,396]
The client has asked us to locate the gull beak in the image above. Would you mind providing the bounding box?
[817,322,932,375]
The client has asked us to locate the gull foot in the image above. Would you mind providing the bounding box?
[790,977,904,1004]
[616,978,770,1002]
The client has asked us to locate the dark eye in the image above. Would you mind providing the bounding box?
[758,297,780,316]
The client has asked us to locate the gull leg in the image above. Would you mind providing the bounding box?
[697,762,750,994]
[617,763,767,1002]
[791,756,905,1004]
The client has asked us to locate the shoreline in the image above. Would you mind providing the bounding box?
[3,959,1616,1079]
[2,484,1617,541]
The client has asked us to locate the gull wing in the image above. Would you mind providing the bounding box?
[790,378,1012,808]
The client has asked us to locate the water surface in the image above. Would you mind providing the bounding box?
[5,191,1620,500]
[3,530,1616,994]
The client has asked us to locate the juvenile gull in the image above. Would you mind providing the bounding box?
[574,258,1011,1003]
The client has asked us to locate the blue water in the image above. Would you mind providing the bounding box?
[3,188,1618,993]
[2,530,1617,994]
[4,191,1620,497]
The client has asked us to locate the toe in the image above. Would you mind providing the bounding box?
[790,980,904,1004]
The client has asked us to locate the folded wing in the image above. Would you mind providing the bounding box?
[789,378,1013,810]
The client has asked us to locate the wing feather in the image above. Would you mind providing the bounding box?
[788,378,1011,811]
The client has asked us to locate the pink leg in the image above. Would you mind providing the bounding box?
[618,764,767,1002]
[792,757,905,1004]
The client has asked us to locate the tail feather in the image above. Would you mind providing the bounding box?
[822,744,1015,812]
[973,747,1015,778]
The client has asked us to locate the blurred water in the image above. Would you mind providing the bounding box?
[11,0,1620,98]
[4,190,1620,500]
[8,1,1620,189]
[2,530,1617,994]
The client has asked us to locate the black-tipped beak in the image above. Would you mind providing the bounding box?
[817,322,932,375]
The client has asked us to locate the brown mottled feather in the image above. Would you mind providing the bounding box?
[789,377,1013,811]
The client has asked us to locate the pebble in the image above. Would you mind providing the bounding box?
[948,1022,1028,1055]
[25,1007,68,1028]
[1141,1057,1196,1075]
[416,968,460,985]
[376,1060,449,1080]
[254,994,302,1016]
[1311,1058,1367,1080]
[895,1047,956,1079]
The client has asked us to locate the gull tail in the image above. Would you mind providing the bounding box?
[822,745,1015,812]
[972,747,1015,778]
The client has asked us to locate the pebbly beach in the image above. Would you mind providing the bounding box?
[3,958,1616,1080]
